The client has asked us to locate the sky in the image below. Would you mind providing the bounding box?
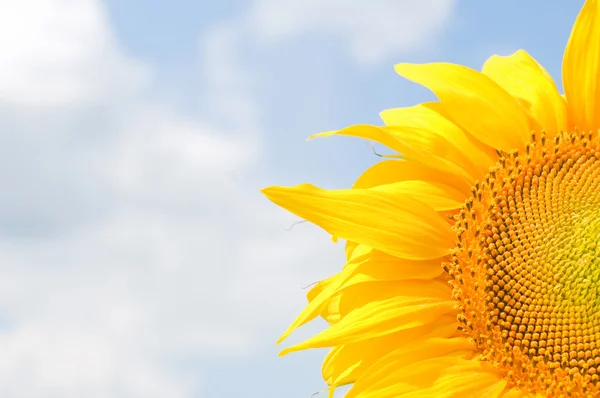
[0,1,586,397]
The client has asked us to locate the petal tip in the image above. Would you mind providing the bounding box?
[278,348,293,357]
[393,62,413,76]
[260,186,277,198]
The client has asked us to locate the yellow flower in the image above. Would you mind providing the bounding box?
[262,1,600,396]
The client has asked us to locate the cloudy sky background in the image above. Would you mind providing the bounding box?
[0,1,584,397]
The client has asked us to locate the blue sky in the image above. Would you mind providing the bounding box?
[0,1,585,397]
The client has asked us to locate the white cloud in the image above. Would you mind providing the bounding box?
[0,0,148,105]
[105,105,258,193]
[0,0,344,397]
[247,0,457,65]
[199,24,261,134]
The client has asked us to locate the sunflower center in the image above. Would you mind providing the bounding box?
[447,131,600,396]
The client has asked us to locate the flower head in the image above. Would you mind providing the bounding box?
[262,1,600,396]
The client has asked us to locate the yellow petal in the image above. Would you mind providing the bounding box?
[311,124,405,153]
[389,180,466,211]
[423,102,500,173]
[501,389,529,398]
[347,346,478,398]
[277,252,370,343]
[398,371,506,398]
[483,49,568,136]
[395,62,530,151]
[305,274,343,327]
[306,274,336,301]
[563,0,600,130]
[322,315,458,389]
[278,247,446,343]
[342,246,444,282]
[280,296,455,355]
[319,276,450,327]
[345,240,360,260]
[386,126,478,180]
[380,103,497,176]
[262,183,454,260]
[353,160,470,195]
[312,125,474,184]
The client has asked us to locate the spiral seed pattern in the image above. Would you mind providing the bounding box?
[446,131,600,396]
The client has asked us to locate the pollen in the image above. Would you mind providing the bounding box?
[447,130,600,396]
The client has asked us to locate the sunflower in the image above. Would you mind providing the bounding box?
[261,1,600,397]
